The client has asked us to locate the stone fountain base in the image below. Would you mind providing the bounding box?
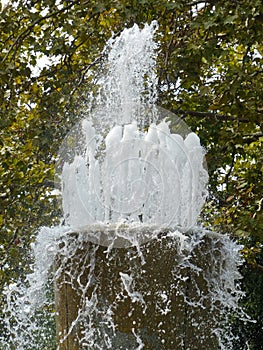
[55,228,236,350]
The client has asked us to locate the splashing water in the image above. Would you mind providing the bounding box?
[59,117,208,247]
[57,22,208,247]
[1,22,252,350]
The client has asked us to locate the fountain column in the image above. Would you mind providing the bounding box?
[54,229,230,349]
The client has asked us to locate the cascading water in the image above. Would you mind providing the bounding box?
[59,116,208,248]
[1,22,251,350]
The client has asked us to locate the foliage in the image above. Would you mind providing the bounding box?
[0,0,262,348]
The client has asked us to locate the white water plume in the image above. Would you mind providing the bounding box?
[95,21,159,129]
[59,117,208,247]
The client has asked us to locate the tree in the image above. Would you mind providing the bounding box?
[0,0,262,348]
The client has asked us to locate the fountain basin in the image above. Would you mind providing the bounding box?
[55,228,241,349]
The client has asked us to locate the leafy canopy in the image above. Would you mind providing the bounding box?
[0,0,262,347]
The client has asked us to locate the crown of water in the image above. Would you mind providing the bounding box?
[59,21,208,237]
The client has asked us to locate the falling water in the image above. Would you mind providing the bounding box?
[1,22,250,350]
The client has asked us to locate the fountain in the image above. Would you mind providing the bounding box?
[1,22,249,350]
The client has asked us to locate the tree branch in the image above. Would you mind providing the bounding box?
[170,109,249,122]
[2,0,82,64]
[70,55,104,96]
[225,144,236,192]
[249,262,263,275]
[243,133,263,143]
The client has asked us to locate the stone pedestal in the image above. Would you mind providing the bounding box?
[55,230,223,349]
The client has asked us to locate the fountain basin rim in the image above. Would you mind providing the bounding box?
[62,223,182,248]
[57,223,226,248]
